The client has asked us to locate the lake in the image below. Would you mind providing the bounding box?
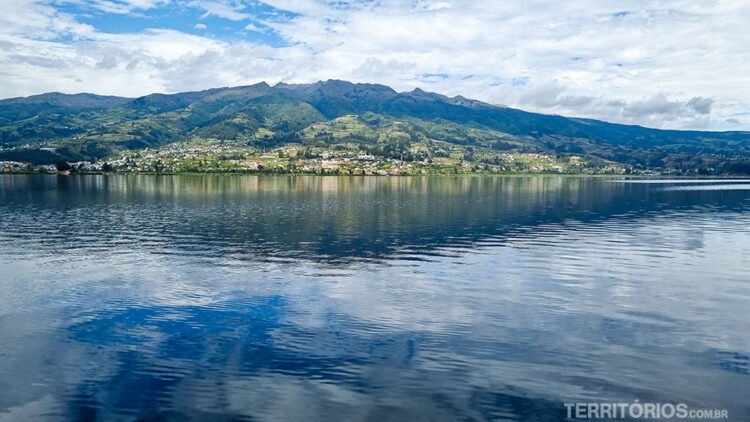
[0,175,749,421]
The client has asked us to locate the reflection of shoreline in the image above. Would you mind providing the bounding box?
[3,173,592,195]
[1,175,748,265]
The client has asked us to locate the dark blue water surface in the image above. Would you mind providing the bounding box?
[1,175,749,421]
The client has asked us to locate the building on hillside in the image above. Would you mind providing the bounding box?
[321,160,340,170]
[1,161,25,173]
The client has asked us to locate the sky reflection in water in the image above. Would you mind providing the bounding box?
[0,175,749,421]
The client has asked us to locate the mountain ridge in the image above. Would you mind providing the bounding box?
[1,81,745,134]
[1,80,749,173]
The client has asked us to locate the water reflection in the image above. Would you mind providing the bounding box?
[2,175,748,265]
[0,175,749,421]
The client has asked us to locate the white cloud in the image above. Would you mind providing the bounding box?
[1,0,749,130]
[0,0,94,39]
[62,0,171,14]
[189,0,253,21]
[518,82,717,128]
[243,22,266,33]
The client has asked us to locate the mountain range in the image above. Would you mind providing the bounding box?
[1,80,749,173]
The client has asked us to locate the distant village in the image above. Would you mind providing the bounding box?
[2,142,635,175]
[0,146,626,176]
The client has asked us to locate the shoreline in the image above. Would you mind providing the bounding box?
[3,172,750,179]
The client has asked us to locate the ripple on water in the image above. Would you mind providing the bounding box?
[0,175,749,420]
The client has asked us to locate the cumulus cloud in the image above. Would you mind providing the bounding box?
[619,94,714,128]
[518,82,717,128]
[519,81,569,109]
[687,97,714,115]
[353,57,417,79]
[0,0,749,130]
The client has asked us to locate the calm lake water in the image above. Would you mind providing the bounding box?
[0,175,749,421]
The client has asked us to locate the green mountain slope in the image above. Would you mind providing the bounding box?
[1,80,749,173]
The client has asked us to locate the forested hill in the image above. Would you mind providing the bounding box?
[1,80,749,173]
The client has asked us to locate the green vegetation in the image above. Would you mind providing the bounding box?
[84,137,621,175]
[1,80,749,175]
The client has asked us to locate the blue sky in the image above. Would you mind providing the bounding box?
[54,1,293,44]
[1,0,749,130]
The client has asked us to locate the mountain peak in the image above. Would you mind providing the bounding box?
[406,87,446,101]
[2,80,748,174]
[311,80,397,95]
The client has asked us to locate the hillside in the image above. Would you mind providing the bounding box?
[1,80,749,174]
